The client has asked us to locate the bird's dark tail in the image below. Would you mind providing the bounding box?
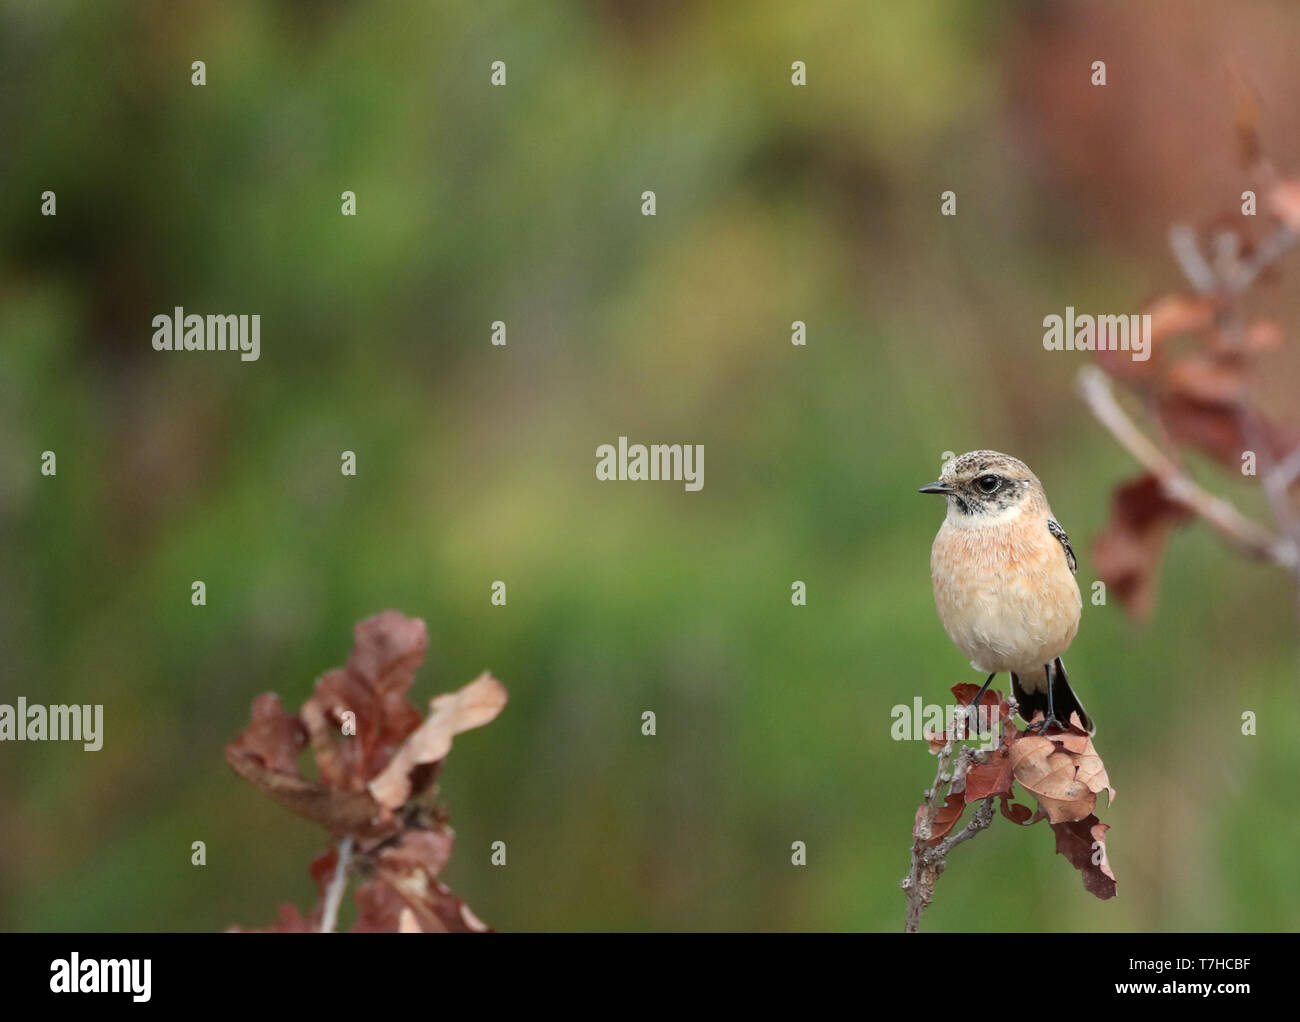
[1011,657,1094,735]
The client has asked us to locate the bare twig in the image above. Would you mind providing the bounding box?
[1169,213,1300,558]
[1076,366,1297,568]
[1176,204,1300,628]
[1169,224,1218,294]
[902,704,1009,933]
[319,837,354,934]
[1240,410,1300,557]
[1244,409,1300,631]
[1169,215,1297,298]
[1229,222,1298,294]
[1267,445,1300,502]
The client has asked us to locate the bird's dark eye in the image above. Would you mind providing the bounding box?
[976,474,1001,494]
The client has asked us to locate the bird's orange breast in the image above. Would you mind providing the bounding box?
[930,511,1081,674]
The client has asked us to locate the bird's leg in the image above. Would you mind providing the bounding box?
[963,672,996,739]
[1026,663,1064,734]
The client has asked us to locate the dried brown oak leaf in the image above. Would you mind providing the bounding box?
[369,672,508,810]
[226,613,508,841]
[367,828,491,933]
[349,827,484,933]
[1097,293,1217,382]
[911,688,1118,899]
[1146,293,1218,343]
[354,875,487,934]
[239,813,485,933]
[1165,354,1249,406]
[1156,361,1297,471]
[952,681,1008,720]
[953,687,1018,805]
[302,611,427,790]
[226,690,395,840]
[230,692,306,773]
[1092,473,1194,620]
[1051,815,1117,900]
[1009,720,1115,825]
[965,743,1016,804]
[915,791,967,847]
[923,683,1007,753]
[227,611,508,933]
[999,797,1036,825]
[225,612,435,840]
[1242,318,1285,353]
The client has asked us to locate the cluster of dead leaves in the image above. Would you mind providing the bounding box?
[913,684,1117,900]
[225,611,506,932]
[1091,92,1300,620]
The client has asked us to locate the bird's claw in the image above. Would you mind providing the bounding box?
[1025,714,1064,735]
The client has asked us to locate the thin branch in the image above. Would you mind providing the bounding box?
[1168,215,1297,298]
[1076,366,1297,568]
[1240,409,1300,635]
[1259,429,1300,536]
[1228,221,1298,294]
[1170,213,1300,558]
[1169,224,1218,294]
[1268,445,1300,495]
[902,703,1009,933]
[319,837,354,934]
[1240,408,1300,555]
[1165,210,1300,626]
[939,796,998,854]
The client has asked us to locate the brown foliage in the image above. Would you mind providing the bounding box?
[1092,475,1194,621]
[910,686,1117,901]
[225,611,507,932]
[1052,817,1118,901]
[1090,147,1300,617]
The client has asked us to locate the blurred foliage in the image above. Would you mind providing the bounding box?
[1,0,1299,932]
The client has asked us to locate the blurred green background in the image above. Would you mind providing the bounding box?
[3,0,1300,932]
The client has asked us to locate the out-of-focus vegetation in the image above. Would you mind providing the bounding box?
[2,0,1299,931]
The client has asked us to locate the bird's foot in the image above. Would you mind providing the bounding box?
[1025,714,1064,735]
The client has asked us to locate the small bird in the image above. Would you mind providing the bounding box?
[920,450,1094,735]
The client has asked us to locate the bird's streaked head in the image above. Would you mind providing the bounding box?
[918,450,1045,522]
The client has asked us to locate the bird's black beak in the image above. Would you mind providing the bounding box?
[918,482,956,495]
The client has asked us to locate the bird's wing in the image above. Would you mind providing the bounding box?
[1047,518,1077,573]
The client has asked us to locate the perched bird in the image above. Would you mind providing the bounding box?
[920,450,1094,734]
